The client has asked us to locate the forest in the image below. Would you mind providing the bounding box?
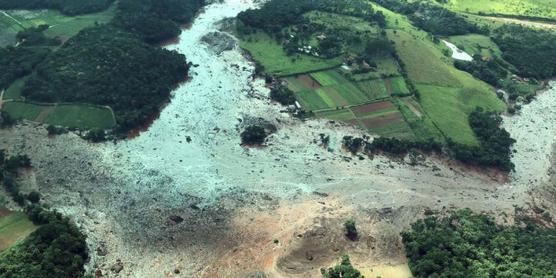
[402,209,556,277]
[493,25,556,79]
[0,0,206,134]
[238,0,386,34]
[114,0,205,43]
[21,25,190,133]
[0,46,50,89]
[0,0,114,15]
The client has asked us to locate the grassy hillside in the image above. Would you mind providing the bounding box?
[444,0,556,20]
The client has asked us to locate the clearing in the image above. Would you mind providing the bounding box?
[2,101,116,130]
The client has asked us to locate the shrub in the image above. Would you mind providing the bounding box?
[241,125,267,145]
[321,255,363,278]
[270,86,296,106]
[344,219,358,240]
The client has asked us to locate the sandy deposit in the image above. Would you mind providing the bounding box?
[1,1,556,277]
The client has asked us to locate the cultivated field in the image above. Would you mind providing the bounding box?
[2,101,116,130]
[0,210,36,252]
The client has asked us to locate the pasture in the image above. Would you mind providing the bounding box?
[0,210,36,252]
[447,34,502,59]
[0,4,115,44]
[3,76,29,100]
[2,101,116,130]
[238,32,342,76]
[444,0,556,20]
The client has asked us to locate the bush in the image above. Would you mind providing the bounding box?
[321,255,363,278]
[344,219,358,241]
[270,86,296,106]
[27,191,40,204]
[241,125,267,145]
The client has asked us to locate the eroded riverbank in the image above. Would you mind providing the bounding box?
[1,1,556,277]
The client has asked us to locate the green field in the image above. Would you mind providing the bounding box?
[389,30,460,87]
[0,4,115,45]
[2,101,116,129]
[0,211,36,251]
[3,76,29,100]
[356,79,389,100]
[444,0,556,20]
[238,32,342,76]
[447,34,502,59]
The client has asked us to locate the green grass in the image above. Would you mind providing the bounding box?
[0,211,37,251]
[3,76,29,100]
[4,5,116,40]
[447,34,502,59]
[43,104,115,129]
[295,90,331,111]
[310,70,345,86]
[386,77,410,96]
[2,101,43,120]
[417,84,505,145]
[356,79,389,100]
[388,30,460,87]
[444,0,556,20]
[315,108,357,121]
[238,32,342,77]
[2,101,116,129]
[369,121,415,140]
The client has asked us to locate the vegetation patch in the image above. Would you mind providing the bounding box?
[2,101,116,130]
[443,0,556,20]
[239,32,342,77]
[0,211,37,252]
[402,209,556,277]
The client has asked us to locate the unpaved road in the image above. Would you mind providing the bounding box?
[1,1,556,277]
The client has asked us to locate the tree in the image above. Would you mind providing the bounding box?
[344,219,358,240]
[241,125,267,145]
[321,255,364,278]
[27,191,41,204]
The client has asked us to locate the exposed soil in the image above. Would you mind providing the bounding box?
[297,74,321,89]
[351,101,393,116]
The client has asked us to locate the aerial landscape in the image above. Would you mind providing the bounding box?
[0,0,555,277]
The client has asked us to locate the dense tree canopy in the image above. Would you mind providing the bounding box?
[21,26,190,132]
[402,209,556,278]
[238,0,385,34]
[493,25,556,79]
[0,46,50,89]
[114,0,205,43]
[0,0,114,15]
[450,108,515,171]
